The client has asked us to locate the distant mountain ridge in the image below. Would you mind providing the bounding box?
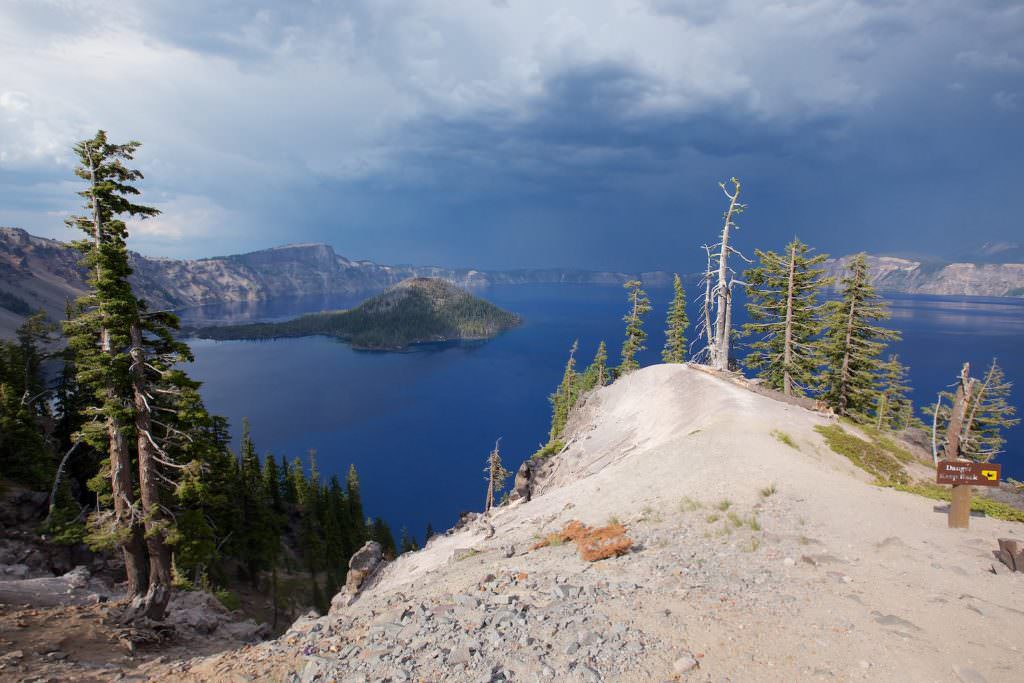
[2,226,1022,337]
[821,253,1024,298]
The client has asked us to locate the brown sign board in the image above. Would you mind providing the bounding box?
[936,460,1001,487]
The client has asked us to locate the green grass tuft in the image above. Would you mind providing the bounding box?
[887,481,1024,523]
[679,496,703,512]
[814,424,909,485]
[771,430,799,450]
[759,483,777,498]
[715,499,733,511]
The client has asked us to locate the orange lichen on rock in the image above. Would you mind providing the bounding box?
[530,519,632,562]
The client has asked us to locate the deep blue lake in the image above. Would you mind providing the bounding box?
[181,285,1024,543]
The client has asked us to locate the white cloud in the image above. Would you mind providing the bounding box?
[993,90,1022,112]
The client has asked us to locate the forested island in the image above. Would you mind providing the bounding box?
[191,277,521,350]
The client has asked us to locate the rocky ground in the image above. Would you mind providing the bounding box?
[146,364,1024,683]
[0,487,271,682]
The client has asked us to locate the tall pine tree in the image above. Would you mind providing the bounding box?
[818,254,899,419]
[618,280,651,375]
[742,238,830,396]
[662,274,689,364]
[580,341,609,392]
[548,340,579,442]
[64,131,156,602]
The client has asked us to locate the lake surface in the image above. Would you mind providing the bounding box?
[181,286,1024,543]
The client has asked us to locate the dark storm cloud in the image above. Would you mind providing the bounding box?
[1,1,1022,269]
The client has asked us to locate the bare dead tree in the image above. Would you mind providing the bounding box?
[931,392,943,465]
[697,178,749,370]
[484,438,510,513]
[942,363,975,461]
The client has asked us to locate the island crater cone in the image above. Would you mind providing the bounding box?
[192,277,521,350]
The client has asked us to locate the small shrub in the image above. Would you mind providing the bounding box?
[715,499,733,512]
[640,506,663,523]
[679,497,703,512]
[747,516,762,531]
[759,484,777,498]
[215,589,241,611]
[531,440,564,461]
[726,511,743,528]
[771,430,799,450]
[705,512,721,523]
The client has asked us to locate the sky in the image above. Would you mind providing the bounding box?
[1,0,1022,273]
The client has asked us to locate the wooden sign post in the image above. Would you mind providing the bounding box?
[942,364,974,529]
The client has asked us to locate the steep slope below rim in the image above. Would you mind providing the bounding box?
[156,364,1024,683]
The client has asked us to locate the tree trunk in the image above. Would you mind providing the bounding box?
[837,299,856,416]
[713,181,742,371]
[783,244,796,395]
[702,250,715,367]
[129,322,172,620]
[721,287,733,370]
[943,363,973,462]
[944,364,975,529]
[109,415,148,598]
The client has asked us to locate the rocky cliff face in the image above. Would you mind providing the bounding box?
[823,254,1024,297]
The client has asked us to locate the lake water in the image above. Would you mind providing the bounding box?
[181,285,1024,543]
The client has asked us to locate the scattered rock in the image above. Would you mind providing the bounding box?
[673,654,699,674]
[331,541,384,611]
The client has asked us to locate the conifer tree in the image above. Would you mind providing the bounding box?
[818,254,899,419]
[580,341,609,392]
[280,455,297,505]
[961,359,1020,460]
[742,238,830,395]
[262,455,283,515]
[484,438,511,512]
[399,528,419,554]
[346,464,366,547]
[618,280,651,374]
[370,517,397,558]
[291,455,308,506]
[662,274,689,364]
[64,130,159,606]
[548,340,579,442]
[424,522,435,543]
[235,420,277,586]
[0,318,54,488]
[875,354,915,431]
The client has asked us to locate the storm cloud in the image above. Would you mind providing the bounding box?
[1,0,1022,271]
